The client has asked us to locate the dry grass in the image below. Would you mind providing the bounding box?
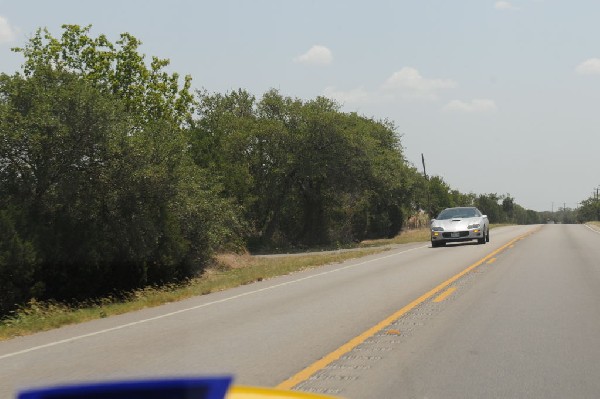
[359,228,430,246]
[0,248,386,340]
[587,221,600,230]
[1,224,509,340]
[358,224,508,247]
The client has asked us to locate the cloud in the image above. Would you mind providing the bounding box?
[293,45,333,66]
[575,58,600,75]
[494,1,519,10]
[442,99,498,113]
[322,67,462,105]
[381,67,457,100]
[0,15,18,43]
[323,86,371,104]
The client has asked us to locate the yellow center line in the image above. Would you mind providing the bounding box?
[276,228,538,390]
[433,287,457,303]
[487,257,497,264]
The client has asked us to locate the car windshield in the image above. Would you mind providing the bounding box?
[437,208,479,220]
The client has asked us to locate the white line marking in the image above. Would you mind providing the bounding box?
[584,224,600,234]
[0,244,429,361]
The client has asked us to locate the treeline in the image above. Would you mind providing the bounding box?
[0,25,540,317]
[426,187,541,225]
[576,193,600,222]
[191,89,418,247]
[0,26,242,315]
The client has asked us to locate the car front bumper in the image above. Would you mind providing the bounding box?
[431,228,484,242]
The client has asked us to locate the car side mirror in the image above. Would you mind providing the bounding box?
[481,215,488,219]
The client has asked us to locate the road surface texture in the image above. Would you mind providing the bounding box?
[1,224,599,398]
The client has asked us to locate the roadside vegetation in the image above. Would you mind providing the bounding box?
[0,224,527,339]
[578,195,600,224]
[0,25,555,329]
[587,221,600,230]
[0,240,399,340]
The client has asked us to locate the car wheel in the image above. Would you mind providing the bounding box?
[432,240,445,248]
[486,229,490,242]
[477,230,486,244]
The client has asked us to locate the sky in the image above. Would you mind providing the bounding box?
[1,0,599,212]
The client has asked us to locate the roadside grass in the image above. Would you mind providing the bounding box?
[489,223,514,228]
[359,228,430,247]
[0,247,387,341]
[587,221,600,230]
[359,224,508,247]
[0,224,513,340]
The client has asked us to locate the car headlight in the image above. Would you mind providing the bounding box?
[468,223,480,229]
[431,226,444,231]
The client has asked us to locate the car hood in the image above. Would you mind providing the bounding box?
[432,217,482,231]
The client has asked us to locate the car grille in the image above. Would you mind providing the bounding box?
[442,231,469,238]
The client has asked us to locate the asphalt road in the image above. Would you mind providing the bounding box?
[1,224,599,398]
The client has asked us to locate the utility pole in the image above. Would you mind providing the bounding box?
[421,153,431,218]
[596,187,600,221]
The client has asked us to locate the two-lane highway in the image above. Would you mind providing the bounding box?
[1,224,598,398]
[292,224,600,398]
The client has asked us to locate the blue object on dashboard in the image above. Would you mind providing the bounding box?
[17,376,233,399]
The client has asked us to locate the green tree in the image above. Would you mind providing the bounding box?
[0,68,241,306]
[428,176,454,216]
[0,28,241,313]
[577,195,600,222]
[0,208,37,315]
[191,89,413,248]
[12,24,195,127]
[502,195,515,222]
[475,193,503,223]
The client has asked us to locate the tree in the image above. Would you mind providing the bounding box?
[12,24,195,128]
[0,28,241,314]
[428,176,454,216]
[191,89,413,248]
[577,195,600,222]
[502,195,515,222]
[0,208,37,315]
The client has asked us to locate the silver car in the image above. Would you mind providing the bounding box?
[430,207,489,247]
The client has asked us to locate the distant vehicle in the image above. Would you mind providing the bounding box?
[430,207,489,247]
